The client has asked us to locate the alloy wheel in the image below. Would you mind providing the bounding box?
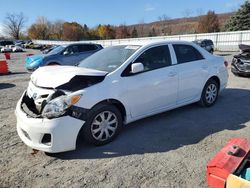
[205,83,217,104]
[91,111,118,141]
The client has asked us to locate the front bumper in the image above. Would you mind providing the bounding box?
[231,63,250,76]
[15,97,85,153]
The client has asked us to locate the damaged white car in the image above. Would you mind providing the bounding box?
[15,41,228,153]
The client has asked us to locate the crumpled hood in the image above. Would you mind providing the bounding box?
[30,66,108,88]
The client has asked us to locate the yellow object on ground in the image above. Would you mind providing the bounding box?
[226,174,250,188]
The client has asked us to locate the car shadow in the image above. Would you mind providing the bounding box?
[0,83,16,90]
[9,72,29,75]
[49,88,250,159]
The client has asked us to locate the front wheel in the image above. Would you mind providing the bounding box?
[81,104,122,146]
[199,79,219,107]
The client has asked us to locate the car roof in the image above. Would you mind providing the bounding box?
[112,40,195,47]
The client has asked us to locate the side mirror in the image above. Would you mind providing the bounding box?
[131,63,144,74]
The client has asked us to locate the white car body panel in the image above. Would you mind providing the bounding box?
[31,66,107,88]
[15,40,228,153]
[15,92,84,153]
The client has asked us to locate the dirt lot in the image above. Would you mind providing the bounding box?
[0,50,250,188]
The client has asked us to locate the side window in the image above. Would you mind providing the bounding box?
[78,44,98,52]
[134,45,172,72]
[173,44,204,64]
[65,45,79,55]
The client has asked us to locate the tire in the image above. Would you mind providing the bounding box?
[210,49,214,54]
[199,79,219,107]
[80,103,122,146]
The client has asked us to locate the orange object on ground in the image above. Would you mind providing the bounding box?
[4,53,10,60]
[0,60,9,74]
[26,53,34,57]
[207,138,250,188]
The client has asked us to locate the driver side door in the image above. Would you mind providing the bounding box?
[120,45,178,118]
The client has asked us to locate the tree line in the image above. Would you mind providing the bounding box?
[2,1,250,41]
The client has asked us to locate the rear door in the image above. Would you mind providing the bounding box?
[172,44,209,104]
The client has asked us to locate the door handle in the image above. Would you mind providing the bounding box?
[168,71,177,77]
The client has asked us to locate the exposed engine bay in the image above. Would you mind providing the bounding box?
[21,74,105,119]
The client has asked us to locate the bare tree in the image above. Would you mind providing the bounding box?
[181,9,193,34]
[197,10,220,33]
[138,19,145,37]
[28,17,52,40]
[158,14,172,35]
[4,13,26,39]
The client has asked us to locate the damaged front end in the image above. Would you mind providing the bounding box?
[231,46,250,76]
[21,74,105,120]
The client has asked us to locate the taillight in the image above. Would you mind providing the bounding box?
[224,61,228,67]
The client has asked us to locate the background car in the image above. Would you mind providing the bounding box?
[12,45,24,52]
[1,46,12,53]
[25,43,103,71]
[193,39,214,54]
[0,40,14,53]
[231,44,250,77]
[0,40,14,47]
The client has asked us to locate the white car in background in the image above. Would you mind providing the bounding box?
[11,45,24,52]
[15,40,228,153]
[0,46,12,53]
[0,45,23,53]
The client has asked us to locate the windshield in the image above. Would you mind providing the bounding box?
[78,45,141,73]
[48,45,65,55]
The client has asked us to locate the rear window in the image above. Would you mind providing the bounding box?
[173,44,204,64]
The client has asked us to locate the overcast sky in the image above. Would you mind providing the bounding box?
[0,0,246,36]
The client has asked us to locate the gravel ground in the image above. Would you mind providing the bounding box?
[0,50,250,188]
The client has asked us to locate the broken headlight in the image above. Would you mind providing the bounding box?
[42,95,81,119]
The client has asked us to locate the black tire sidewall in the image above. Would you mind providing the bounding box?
[81,104,122,146]
[200,79,219,107]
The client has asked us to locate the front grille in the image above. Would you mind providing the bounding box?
[21,93,42,118]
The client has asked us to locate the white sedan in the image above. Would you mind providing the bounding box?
[15,40,228,153]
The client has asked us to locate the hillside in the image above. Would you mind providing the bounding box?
[127,12,233,37]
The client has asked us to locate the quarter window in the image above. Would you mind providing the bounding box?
[173,44,204,64]
[134,45,172,72]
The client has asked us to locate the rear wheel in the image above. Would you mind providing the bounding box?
[199,79,219,107]
[80,104,122,146]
